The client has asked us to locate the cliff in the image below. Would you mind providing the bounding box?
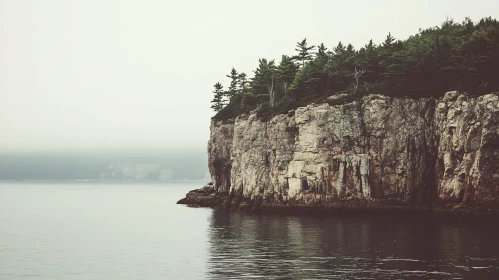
[179,91,499,217]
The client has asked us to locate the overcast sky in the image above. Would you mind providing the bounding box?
[1,0,497,152]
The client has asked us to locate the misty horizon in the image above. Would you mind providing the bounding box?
[0,149,208,181]
[2,0,498,152]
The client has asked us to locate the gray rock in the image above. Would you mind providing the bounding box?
[204,92,499,210]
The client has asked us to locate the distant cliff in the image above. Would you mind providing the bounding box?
[179,91,499,217]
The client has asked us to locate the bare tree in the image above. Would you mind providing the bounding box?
[352,66,366,94]
[268,76,277,107]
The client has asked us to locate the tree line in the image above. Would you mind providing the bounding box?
[211,17,499,120]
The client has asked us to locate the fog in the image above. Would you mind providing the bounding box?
[0,149,209,180]
[1,0,498,152]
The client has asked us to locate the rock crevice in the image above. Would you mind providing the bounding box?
[181,92,499,215]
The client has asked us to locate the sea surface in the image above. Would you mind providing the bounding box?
[1,181,498,279]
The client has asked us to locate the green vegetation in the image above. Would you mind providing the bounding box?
[211,17,499,121]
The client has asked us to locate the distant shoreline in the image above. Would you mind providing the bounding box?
[0,179,208,183]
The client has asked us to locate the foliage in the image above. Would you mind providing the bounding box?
[251,58,277,95]
[276,55,298,97]
[225,68,239,101]
[210,17,499,120]
[210,82,225,112]
[293,38,315,67]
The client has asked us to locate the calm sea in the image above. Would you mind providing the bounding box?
[1,181,498,279]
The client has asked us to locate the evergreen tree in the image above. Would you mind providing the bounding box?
[383,32,396,47]
[276,55,298,96]
[333,41,345,54]
[210,17,499,120]
[294,38,315,67]
[210,82,225,112]
[380,33,397,67]
[251,58,277,95]
[357,39,382,84]
[380,33,409,84]
[327,42,357,92]
[317,43,328,55]
[311,43,330,90]
[237,72,248,94]
[292,43,330,97]
[226,68,239,101]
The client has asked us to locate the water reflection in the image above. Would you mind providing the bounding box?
[207,211,499,279]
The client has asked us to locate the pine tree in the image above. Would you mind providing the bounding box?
[276,55,298,95]
[307,43,330,95]
[251,58,277,95]
[383,32,396,47]
[380,33,403,81]
[317,43,328,56]
[226,68,239,101]
[237,72,248,94]
[210,17,499,120]
[357,39,382,84]
[291,45,329,97]
[327,42,356,92]
[294,38,315,67]
[333,41,345,54]
[210,82,225,112]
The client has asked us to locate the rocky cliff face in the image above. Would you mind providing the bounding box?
[180,92,499,215]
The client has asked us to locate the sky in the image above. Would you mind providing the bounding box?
[1,0,498,152]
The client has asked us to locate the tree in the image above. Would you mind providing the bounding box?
[294,38,315,67]
[383,32,396,47]
[327,41,357,92]
[357,39,382,84]
[276,55,298,95]
[210,82,225,112]
[352,66,366,93]
[268,75,277,107]
[237,72,248,94]
[317,43,328,56]
[226,68,239,101]
[333,41,345,54]
[211,17,499,120]
[293,44,330,97]
[251,58,277,95]
[380,33,397,69]
[290,63,311,99]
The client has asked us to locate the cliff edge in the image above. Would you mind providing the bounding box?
[179,91,499,218]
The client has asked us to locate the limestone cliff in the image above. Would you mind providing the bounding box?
[180,92,499,216]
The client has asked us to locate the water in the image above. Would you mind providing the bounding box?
[1,182,498,279]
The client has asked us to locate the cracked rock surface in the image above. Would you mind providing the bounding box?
[181,92,499,215]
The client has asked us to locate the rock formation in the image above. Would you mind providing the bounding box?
[179,92,499,217]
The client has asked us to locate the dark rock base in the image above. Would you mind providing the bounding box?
[177,187,499,222]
